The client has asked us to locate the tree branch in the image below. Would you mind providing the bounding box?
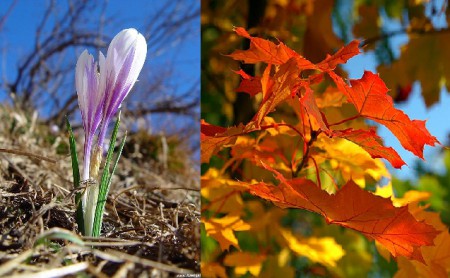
[361,27,450,47]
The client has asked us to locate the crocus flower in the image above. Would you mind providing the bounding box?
[97,28,147,149]
[76,50,104,236]
[75,50,104,182]
[75,28,147,236]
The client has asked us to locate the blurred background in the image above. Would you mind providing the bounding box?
[202,0,450,276]
[0,0,200,158]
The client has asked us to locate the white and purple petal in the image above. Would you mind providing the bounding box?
[97,28,147,147]
[75,50,104,180]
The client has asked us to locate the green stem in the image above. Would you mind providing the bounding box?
[92,113,126,237]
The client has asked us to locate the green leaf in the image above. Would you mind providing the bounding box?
[66,116,84,235]
[92,112,124,237]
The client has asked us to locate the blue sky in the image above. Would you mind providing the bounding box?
[1,0,199,83]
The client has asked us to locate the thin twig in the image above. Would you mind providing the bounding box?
[294,130,320,177]
[361,27,450,47]
[0,148,56,163]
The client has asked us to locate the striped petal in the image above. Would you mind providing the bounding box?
[98,28,147,146]
[75,50,104,180]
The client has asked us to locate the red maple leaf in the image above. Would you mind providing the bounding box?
[299,83,330,134]
[328,71,439,158]
[317,40,361,71]
[250,59,300,128]
[248,164,439,262]
[229,27,316,70]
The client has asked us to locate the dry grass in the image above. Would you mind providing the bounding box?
[0,105,200,277]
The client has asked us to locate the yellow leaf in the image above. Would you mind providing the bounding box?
[375,181,394,198]
[203,215,251,251]
[315,87,348,108]
[224,252,266,276]
[277,227,345,268]
[314,136,390,188]
[201,168,247,215]
[393,190,431,207]
[261,117,295,136]
[315,225,373,277]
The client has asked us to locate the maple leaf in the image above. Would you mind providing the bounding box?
[332,128,405,168]
[394,205,450,277]
[228,27,316,69]
[247,165,439,262]
[302,0,344,63]
[316,40,360,71]
[230,136,292,175]
[328,70,439,159]
[315,87,348,108]
[201,168,249,216]
[234,69,262,97]
[203,215,251,251]
[200,120,244,163]
[250,58,300,128]
[314,136,391,188]
[299,84,330,134]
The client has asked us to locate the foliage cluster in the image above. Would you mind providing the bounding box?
[201,19,450,276]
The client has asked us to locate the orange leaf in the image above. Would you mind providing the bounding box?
[317,40,361,71]
[332,128,405,168]
[299,84,330,134]
[329,70,439,158]
[200,120,243,163]
[248,165,439,262]
[250,58,300,128]
[395,205,450,277]
[229,27,316,70]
